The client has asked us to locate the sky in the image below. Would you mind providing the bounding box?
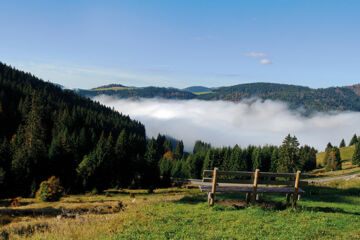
[1,0,360,89]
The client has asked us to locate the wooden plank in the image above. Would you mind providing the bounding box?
[252,169,259,205]
[202,178,308,186]
[203,170,254,177]
[292,171,301,208]
[204,170,310,178]
[199,185,305,194]
[202,178,253,184]
[209,168,218,206]
[259,172,296,178]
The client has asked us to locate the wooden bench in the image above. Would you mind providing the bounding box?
[199,168,308,207]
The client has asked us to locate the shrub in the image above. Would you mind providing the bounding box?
[36,176,64,202]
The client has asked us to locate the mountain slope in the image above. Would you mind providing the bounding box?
[0,62,146,196]
[81,82,360,112]
[183,86,213,93]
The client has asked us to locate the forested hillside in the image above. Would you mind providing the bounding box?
[79,86,196,100]
[83,82,360,112]
[0,62,147,197]
[198,82,360,112]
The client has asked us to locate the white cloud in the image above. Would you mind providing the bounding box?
[259,59,272,65]
[94,96,360,152]
[244,52,267,58]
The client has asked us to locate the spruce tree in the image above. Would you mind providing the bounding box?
[277,134,300,173]
[349,134,358,146]
[325,147,341,171]
[339,139,346,148]
[352,143,360,166]
[174,140,184,160]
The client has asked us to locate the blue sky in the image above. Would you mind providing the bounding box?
[1,0,360,89]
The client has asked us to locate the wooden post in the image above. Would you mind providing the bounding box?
[292,171,301,208]
[209,168,218,206]
[286,193,291,205]
[245,193,250,204]
[252,169,260,206]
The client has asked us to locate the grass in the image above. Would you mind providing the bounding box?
[316,145,355,166]
[1,181,360,239]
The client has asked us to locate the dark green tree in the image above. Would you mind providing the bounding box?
[142,138,160,188]
[349,134,358,146]
[352,143,360,166]
[339,139,346,148]
[277,134,300,173]
[174,140,184,160]
[324,147,341,171]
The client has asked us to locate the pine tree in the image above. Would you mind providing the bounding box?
[349,134,358,146]
[352,143,360,166]
[339,139,346,148]
[174,140,184,160]
[142,138,160,188]
[277,134,300,173]
[325,147,341,171]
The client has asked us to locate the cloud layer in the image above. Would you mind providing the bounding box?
[95,96,360,151]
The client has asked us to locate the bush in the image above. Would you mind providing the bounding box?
[36,176,64,202]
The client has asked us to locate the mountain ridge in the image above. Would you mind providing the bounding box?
[78,82,360,112]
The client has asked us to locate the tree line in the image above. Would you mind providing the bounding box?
[0,62,320,198]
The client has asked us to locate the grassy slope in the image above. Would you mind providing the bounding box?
[1,180,360,240]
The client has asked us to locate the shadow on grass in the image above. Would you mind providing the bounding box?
[0,200,35,207]
[300,205,360,216]
[0,207,61,217]
[302,185,359,204]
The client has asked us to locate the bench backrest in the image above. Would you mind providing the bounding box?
[203,169,309,186]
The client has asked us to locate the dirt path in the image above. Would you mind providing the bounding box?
[306,172,360,183]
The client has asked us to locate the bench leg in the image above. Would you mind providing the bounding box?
[246,193,250,204]
[209,192,215,206]
[286,194,291,205]
[292,193,298,208]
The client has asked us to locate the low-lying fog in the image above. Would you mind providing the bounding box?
[95,96,360,152]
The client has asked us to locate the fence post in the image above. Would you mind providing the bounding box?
[209,168,218,206]
[292,171,301,208]
[252,169,260,206]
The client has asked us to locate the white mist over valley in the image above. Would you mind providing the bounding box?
[95,95,360,151]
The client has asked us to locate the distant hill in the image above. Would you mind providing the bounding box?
[80,86,197,100]
[183,86,213,93]
[197,82,360,112]
[91,84,129,91]
[79,82,360,112]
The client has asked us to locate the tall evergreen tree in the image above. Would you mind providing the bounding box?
[277,134,300,173]
[174,140,184,160]
[352,143,360,166]
[349,134,358,146]
[324,147,341,171]
[142,138,160,188]
[339,139,346,148]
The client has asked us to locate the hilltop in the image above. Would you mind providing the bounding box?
[79,82,360,112]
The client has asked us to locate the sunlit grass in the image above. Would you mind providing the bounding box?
[1,182,360,239]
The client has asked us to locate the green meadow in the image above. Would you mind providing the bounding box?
[1,178,360,240]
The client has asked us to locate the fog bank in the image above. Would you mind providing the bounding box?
[94,96,360,151]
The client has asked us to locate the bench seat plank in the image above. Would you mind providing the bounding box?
[199,185,305,194]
